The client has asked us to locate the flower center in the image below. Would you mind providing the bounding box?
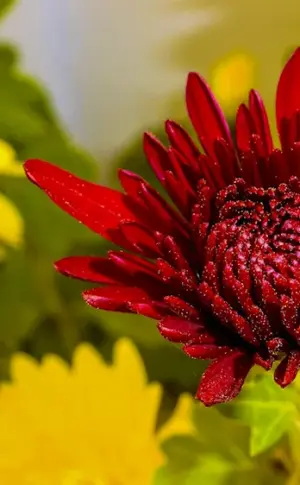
[189,177,300,357]
[213,177,300,269]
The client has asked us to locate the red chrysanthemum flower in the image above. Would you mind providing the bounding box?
[24,48,300,406]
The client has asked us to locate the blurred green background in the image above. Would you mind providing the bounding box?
[1,0,300,483]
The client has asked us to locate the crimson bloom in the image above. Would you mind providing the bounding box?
[24,48,300,406]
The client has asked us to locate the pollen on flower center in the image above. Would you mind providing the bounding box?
[198,175,300,349]
[212,177,300,260]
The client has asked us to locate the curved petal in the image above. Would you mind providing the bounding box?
[183,344,231,360]
[158,317,203,343]
[186,72,233,161]
[143,133,170,184]
[55,254,167,299]
[24,159,136,247]
[236,104,254,152]
[196,350,253,406]
[83,285,168,320]
[55,256,119,284]
[249,90,273,155]
[274,350,300,387]
[165,120,200,162]
[83,286,152,312]
[276,48,300,142]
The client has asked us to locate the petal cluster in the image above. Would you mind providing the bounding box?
[24,48,300,405]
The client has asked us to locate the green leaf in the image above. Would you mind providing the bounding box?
[186,455,233,485]
[192,406,249,454]
[0,18,100,351]
[154,403,287,485]
[96,311,166,348]
[154,435,203,485]
[0,40,99,260]
[228,374,297,456]
[0,250,40,348]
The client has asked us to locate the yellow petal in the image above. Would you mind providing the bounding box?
[113,338,148,388]
[0,193,24,248]
[0,340,195,485]
[0,140,24,177]
[157,392,195,443]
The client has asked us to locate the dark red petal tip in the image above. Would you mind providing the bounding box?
[274,350,300,387]
[196,350,253,406]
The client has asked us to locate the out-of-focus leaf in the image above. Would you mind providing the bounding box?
[0,43,99,258]
[141,342,205,391]
[154,403,287,485]
[154,435,202,485]
[0,55,99,257]
[0,29,100,352]
[0,250,40,347]
[228,374,296,456]
[186,455,234,485]
[96,311,165,348]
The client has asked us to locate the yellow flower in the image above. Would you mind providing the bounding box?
[211,52,255,116]
[0,140,24,257]
[0,141,24,177]
[0,339,195,485]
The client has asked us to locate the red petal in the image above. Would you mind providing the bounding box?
[143,133,170,184]
[55,256,119,284]
[118,169,143,198]
[254,350,274,370]
[158,317,203,343]
[119,222,162,258]
[249,90,273,155]
[196,350,253,406]
[128,301,169,319]
[186,72,233,160]
[280,295,298,338]
[108,251,158,278]
[164,295,200,320]
[83,286,152,312]
[236,104,254,153]
[55,253,167,299]
[119,169,189,238]
[165,120,200,161]
[212,295,259,346]
[183,344,230,359]
[276,48,300,142]
[274,350,300,387]
[24,159,135,247]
